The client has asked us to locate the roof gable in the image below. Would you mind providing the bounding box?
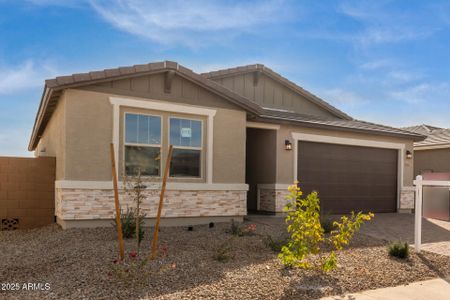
[29,61,262,150]
[202,64,352,120]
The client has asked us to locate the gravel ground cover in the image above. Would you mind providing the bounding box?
[1,219,450,300]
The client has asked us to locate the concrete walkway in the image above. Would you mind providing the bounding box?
[321,277,450,300]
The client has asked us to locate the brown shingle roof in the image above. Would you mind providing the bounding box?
[29,61,425,151]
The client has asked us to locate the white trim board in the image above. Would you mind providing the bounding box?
[109,96,216,183]
[246,122,280,130]
[55,180,248,191]
[415,144,450,151]
[291,132,406,210]
[291,132,406,150]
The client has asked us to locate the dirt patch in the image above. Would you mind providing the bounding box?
[1,220,449,299]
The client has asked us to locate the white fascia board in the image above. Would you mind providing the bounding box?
[246,122,280,130]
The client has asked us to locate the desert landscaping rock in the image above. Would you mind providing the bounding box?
[1,220,449,300]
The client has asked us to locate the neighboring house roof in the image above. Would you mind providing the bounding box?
[29,61,425,151]
[403,124,450,149]
[404,127,450,150]
[402,124,442,135]
[201,64,353,120]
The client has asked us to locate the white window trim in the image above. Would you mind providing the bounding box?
[123,112,163,177]
[168,116,204,179]
[110,96,216,183]
[291,132,406,210]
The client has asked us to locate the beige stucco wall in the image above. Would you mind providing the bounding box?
[35,94,66,180]
[58,77,246,183]
[213,73,337,119]
[275,124,415,187]
[414,148,450,176]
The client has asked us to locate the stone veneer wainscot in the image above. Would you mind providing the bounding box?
[55,186,246,221]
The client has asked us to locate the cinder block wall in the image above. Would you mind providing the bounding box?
[0,157,55,230]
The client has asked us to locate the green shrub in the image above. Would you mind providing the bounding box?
[278,183,374,272]
[265,235,288,252]
[113,207,144,241]
[213,240,233,262]
[388,241,409,259]
[230,219,242,236]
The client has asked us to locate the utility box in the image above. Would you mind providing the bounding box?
[422,172,450,221]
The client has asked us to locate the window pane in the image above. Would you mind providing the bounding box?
[191,120,202,147]
[137,115,149,144]
[125,146,161,176]
[170,149,200,177]
[126,113,161,145]
[170,118,202,147]
[148,116,161,144]
[125,114,138,143]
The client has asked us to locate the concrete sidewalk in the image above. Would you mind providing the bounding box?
[321,277,450,300]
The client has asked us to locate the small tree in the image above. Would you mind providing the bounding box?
[279,183,374,272]
[123,170,146,253]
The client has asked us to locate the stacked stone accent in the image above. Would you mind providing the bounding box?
[258,185,290,213]
[400,186,415,210]
[55,188,246,221]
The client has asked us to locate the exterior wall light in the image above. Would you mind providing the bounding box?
[406,150,413,159]
[285,139,292,151]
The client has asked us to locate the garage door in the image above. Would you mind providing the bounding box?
[297,141,398,214]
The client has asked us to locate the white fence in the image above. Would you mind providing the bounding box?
[413,175,450,252]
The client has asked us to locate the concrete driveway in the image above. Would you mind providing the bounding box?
[360,213,450,257]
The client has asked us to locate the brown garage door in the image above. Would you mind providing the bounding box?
[297,141,398,214]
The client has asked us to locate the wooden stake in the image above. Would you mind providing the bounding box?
[151,145,173,259]
[110,143,125,261]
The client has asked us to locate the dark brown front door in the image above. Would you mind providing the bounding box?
[297,141,398,214]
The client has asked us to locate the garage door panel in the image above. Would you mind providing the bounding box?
[298,141,398,214]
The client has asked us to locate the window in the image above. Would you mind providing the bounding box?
[169,118,202,177]
[124,113,161,176]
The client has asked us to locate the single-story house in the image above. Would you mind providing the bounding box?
[403,124,450,176]
[29,61,425,228]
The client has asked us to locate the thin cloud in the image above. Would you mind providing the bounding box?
[359,59,394,70]
[0,127,33,156]
[339,1,438,46]
[388,83,450,104]
[318,88,368,107]
[25,0,83,8]
[89,0,292,47]
[386,70,422,84]
[0,60,57,95]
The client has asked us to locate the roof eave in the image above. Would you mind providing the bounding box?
[254,115,426,141]
[28,86,52,151]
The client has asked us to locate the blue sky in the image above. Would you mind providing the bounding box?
[1,0,450,156]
